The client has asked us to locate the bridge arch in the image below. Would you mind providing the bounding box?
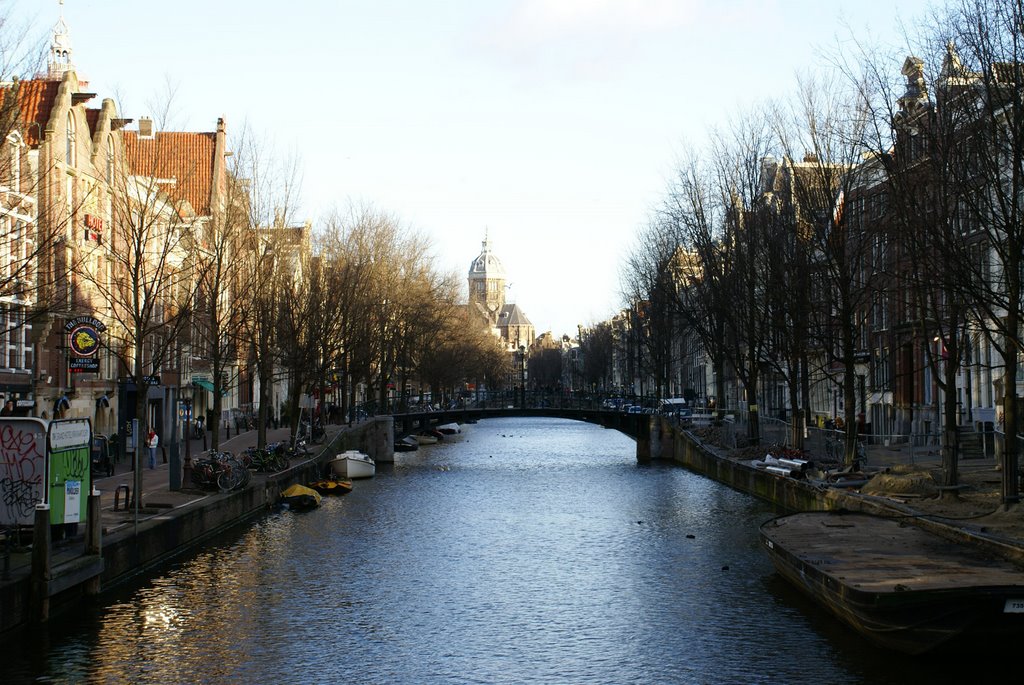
[391,408,657,461]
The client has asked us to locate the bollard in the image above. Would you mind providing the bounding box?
[85,490,102,596]
[114,484,130,511]
[30,503,51,624]
[183,454,192,490]
[2,526,10,581]
[169,443,181,491]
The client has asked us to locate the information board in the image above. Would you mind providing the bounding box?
[47,418,92,526]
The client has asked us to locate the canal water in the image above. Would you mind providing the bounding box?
[0,417,1004,684]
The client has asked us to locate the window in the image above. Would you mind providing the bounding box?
[9,140,19,192]
[106,134,115,184]
[1,307,31,370]
[65,112,76,166]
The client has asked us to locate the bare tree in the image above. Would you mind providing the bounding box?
[776,74,879,466]
[933,0,1024,504]
[621,218,681,401]
[659,148,731,417]
[0,29,89,402]
[234,133,303,447]
[579,321,613,393]
[186,123,258,451]
[81,117,205,505]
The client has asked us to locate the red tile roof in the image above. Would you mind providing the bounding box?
[123,130,216,216]
[0,79,61,146]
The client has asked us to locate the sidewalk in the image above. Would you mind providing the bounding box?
[1,424,346,579]
[93,426,295,522]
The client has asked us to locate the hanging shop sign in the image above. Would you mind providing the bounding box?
[83,214,104,243]
[65,316,106,374]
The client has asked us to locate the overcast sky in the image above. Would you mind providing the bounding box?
[12,0,935,336]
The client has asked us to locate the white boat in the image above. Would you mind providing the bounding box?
[436,422,461,435]
[329,450,375,479]
[415,431,441,445]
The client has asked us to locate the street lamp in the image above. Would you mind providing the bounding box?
[519,345,526,409]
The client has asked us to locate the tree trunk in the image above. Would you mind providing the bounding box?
[257,364,272,448]
[942,336,960,489]
[1002,322,1020,506]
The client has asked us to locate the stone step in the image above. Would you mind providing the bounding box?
[959,430,987,459]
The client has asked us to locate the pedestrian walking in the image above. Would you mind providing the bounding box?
[147,428,159,469]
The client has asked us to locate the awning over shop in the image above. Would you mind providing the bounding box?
[192,379,228,396]
[193,379,215,393]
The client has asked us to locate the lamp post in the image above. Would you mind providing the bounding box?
[519,345,526,409]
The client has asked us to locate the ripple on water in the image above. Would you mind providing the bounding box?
[0,417,1005,685]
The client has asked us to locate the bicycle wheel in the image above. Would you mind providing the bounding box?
[217,467,242,491]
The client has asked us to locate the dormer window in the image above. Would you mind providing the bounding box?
[65,112,76,166]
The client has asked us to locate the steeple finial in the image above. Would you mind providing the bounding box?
[48,0,74,78]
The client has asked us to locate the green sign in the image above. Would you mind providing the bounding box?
[47,419,92,525]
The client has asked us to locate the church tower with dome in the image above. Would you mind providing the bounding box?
[467,234,534,349]
[468,234,506,322]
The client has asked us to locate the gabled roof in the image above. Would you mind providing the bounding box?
[123,130,217,216]
[499,303,532,327]
[1,79,61,146]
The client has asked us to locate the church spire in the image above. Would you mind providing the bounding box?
[48,0,74,78]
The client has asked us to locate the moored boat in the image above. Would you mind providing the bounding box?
[760,511,1024,654]
[415,430,443,445]
[329,450,376,479]
[308,478,353,495]
[280,483,322,510]
[436,422,461,435]
[394,435,419,452]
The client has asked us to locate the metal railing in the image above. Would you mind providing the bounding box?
[717,416,999,466]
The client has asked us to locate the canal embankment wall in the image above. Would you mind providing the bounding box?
[1,417,394,634]
[656,417,1024,567]
[102,415,395,586]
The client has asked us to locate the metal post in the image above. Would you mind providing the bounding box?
[84,490,101,595]
[30,503,51,623]
[2,525,11,581]
[169,443,181,491]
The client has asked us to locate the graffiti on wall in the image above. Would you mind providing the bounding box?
[0,418,48,526]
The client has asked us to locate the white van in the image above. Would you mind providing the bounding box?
[660,398,691,418]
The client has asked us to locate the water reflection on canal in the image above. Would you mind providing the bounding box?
[1,417,1000,684]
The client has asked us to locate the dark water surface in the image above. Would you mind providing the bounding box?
[1,417,1000,684]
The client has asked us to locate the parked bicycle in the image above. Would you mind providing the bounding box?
[190,450,250,492]
[297,419,325,444]
[241,445,290,473]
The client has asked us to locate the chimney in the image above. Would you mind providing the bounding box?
[138,117,154,138]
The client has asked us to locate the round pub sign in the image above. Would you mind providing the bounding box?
[69,324,101,356]
[64,316,106,357]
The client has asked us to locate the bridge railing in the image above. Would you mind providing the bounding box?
[377,391,673,415]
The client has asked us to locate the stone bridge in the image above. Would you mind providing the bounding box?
[392,407,660,461]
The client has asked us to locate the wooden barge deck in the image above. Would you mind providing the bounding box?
[760,512,1024,654]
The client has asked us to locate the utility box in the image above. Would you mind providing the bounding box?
[0,418,49,526]
[0,417,92,527]
[47,419,93,525]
